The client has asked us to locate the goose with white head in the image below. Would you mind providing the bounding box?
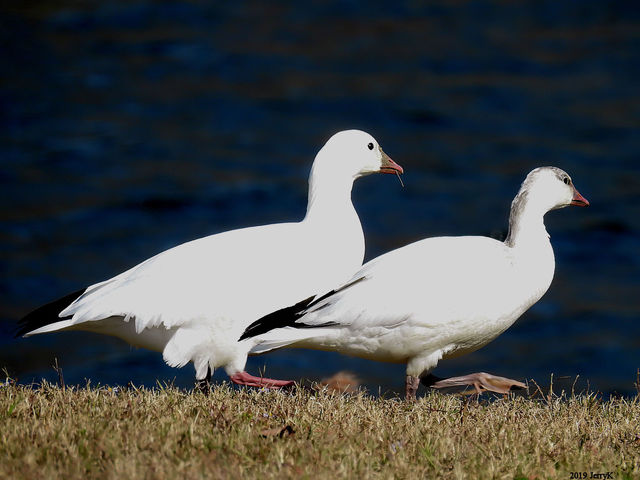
[17,129,403,391]
[241,167,589,400]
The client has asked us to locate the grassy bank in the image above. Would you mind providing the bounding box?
[1,379,638,479]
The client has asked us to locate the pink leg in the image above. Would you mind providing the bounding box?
[230,371,295,389]
[405,375,420,401]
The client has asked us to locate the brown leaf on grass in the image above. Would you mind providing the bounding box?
[260,425,295,438]
[317,371,360,394]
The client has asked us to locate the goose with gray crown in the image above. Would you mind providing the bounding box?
[241,167,589,400]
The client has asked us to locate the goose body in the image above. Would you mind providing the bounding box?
[18,129,403,387]
[242,167,589,398]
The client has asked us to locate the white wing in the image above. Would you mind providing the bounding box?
[58,221,356,337]
[249,235,546,360]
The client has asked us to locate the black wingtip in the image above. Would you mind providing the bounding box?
[239,295,315,341]
[15,288,85,338]
[239,276,368,341]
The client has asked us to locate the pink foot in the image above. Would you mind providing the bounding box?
[431,372,526,394]
[230,371,295,389]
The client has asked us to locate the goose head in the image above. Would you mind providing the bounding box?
[505,167,589,247]
[519,167,589,214]
[313,130,403,181]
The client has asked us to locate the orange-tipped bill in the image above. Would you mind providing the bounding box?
[571,188,589,207]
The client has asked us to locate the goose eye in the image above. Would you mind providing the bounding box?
[367,142,374,151]
[563,177,571,185]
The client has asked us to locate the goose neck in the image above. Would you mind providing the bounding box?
[504,192,550,250]
[303,166,355,223]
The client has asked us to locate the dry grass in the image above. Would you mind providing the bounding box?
[1,377,639,480]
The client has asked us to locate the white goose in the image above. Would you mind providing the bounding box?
[241,167,589,399]
[17,129,403,390]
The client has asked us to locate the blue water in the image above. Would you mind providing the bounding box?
[1,1,638,396]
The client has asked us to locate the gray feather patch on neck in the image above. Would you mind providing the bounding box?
[504,166,567,247]
[505,188,529,247]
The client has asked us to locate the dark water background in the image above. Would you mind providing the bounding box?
[1,1,638,396]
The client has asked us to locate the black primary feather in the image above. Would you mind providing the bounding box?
[15,288,85,338]
[239,276,367,341]
[239,295,316,341]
